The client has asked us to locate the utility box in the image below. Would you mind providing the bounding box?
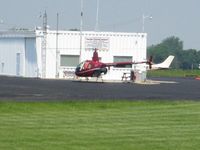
[134,70,147,83]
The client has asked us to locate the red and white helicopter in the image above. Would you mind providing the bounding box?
[75,49,174,78]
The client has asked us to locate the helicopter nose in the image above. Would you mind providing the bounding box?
[75,67,80,74]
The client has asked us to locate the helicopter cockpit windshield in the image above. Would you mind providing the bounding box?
[75,60,93,73]
[75,61,85,73]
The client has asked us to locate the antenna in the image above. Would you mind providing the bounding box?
[79,0,83,63]
[80,0,83,32]
[95,0,99,31]
[56,13,60,78]
[142,14,152,32]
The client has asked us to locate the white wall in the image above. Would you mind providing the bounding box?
[0,38,25,76]
[0,31,38,78]
[0,30,147,80]
[40,30,147,80]
[35,30,43,78]
[25,38,38,77]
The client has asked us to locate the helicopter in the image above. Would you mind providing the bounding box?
[75,48,153,78]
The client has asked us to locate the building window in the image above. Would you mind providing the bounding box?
[113,56,132,68]
[60,55,80,67]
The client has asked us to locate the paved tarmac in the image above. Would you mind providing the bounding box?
[0,76,200,101]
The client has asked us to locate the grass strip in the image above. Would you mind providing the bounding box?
[0,101,200,150]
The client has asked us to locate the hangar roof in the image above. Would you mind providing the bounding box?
[0,29,35,38]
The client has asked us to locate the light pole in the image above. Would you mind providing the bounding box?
[142,14,152,32]
[56,13,60,78]
[79,0,83,63]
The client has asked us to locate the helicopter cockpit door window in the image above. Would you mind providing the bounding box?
[83,61,90,70]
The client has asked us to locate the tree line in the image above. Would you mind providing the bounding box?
[147,36,200,69]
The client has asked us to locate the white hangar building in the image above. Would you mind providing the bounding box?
[0,29,147,81]
[0,30,37,77]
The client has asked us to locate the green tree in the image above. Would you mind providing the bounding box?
[148,36,183,68]
[180,49,200,69]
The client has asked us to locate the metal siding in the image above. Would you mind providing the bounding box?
[46,47,56,78]
[38,30,147,80]
[16,53,21,76]
[35,32,43,78]
[25,38,38,77]
[0,38,25,76]
[0,30,146,80]
[45,32,81,78]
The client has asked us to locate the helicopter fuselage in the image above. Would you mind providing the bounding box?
[75,60,107,77]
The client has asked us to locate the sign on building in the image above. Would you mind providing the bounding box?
[85,37,109,51]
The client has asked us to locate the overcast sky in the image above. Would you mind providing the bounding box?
[0,0,200,50]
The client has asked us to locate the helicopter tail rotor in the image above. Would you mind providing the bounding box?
[147,56,153,69]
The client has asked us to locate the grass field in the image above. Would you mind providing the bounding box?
[147,69,200,77]
[0,101,200,150]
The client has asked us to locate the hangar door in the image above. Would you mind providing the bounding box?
[113,56,132,68]
[25,38,37,77]
[60,55,79,67]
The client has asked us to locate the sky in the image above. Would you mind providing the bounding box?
[0,0,200,50]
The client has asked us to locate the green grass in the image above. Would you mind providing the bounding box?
[147,69,200,77]
[0,101,200,150]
